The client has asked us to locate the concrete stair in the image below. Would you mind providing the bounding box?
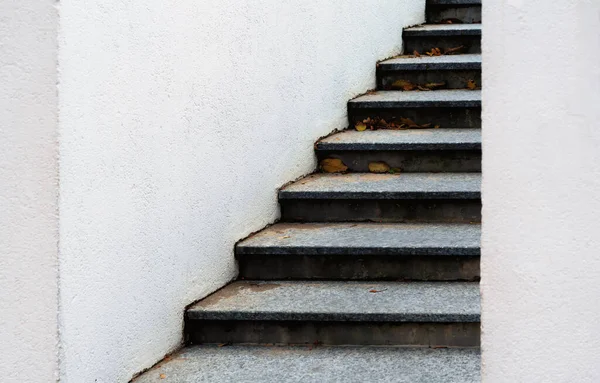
[426,0,482,24]
[135,0,482,381]
[185,281,480,347]
[316,129,481,172]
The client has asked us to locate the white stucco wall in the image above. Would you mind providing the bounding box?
[57,1,424,381]
[0,1,59,382]
[482,1,600,381]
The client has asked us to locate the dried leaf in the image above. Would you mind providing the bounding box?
[389,167,402,174]
[434,125,441,129]
[391,79,416,91]
[467,80,477,90]
[419,123,432,128]
[423,82,446,90]
[417,85,431,91]
[444,45,466,55]
[160,374,166,379]
[413,50,421,58]
[320,158,348,173]
[355,122,367,131]
[368,162,390,174]
[369,289,388,293]
[426,47,442,56]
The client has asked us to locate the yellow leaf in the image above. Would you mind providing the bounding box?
[321,158,348,173]
[467,80,477,90]
[355,122,367,131]
[160,374,166,379]
[423,82,446,90]
[426,47,442,56]
[391,79,416,91]
[368,162,390,174]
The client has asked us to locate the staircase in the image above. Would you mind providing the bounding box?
[136,0,482,381]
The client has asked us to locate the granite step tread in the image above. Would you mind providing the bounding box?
[404,24,482,37]
[349,89,481,108]
[316,128,481,151]
[379,54,481,71]
[187,280,480,322]
[279,173,481,200]
[237,222,480,256]
[428,0,481,5]
[134,345,480,383]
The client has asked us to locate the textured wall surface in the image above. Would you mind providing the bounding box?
[57,1,424,381]
[0,1,59,382]
[482,1,600,381]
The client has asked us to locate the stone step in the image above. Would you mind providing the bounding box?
[426,0,482,24]
[279,173,481,223]
[377,54,481,90]
[404,24,482,54]
[134,345,481,383]
[237,222,480,281]
[186,281,480,347]
[348,90,481,129]
[316,128,481,172]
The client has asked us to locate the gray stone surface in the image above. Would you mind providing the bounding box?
[237,222,480,256]
[279,173,481,200]
[187,281,480,322]
[404,24,482,37]
[349,89,481,108]
[379,54,481,71]
[134,345,481,383]
[316,128,481,151]
[428,0,481,4]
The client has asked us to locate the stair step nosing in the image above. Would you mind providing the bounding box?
[378,61,481,71]
[315,142,481,151]
[279,190,481,200]
[404,26,482,37]
[427,0,481,5]
[186,311,480,322]
[236,246,480,256]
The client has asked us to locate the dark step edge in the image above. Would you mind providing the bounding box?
[278,191,481,200]
[427,0,481,5]
[403,27,482,37]
[315,142,482,151]
[377,61,481,71]
[186,311,480,323]
[236,246,480,256]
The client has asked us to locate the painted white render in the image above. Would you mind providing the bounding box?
[56,1,425,381]
[0,1,60,382]
[482,1,600,381]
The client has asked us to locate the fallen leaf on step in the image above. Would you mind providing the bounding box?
[423,82,446,90]
[320,158,348,173]
[434,125,441,129]
[467,80,478,90]
[280,235,291,239]
[355,122,367,131]
[159,374,166,379]
[369,162,391,173]
[444,45,466,55]
[389,167,402,174]
[369,289,388,293]
[391,79,416,91]
[413,50,421,58]
[426,47,442,56]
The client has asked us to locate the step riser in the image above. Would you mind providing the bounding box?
[404,36,481,54]
[238,254,480,281]
[316,150,481,172]
[377,70,481,90]
[186,320,480,347]
[280,200,482,223]
[349,108,481,129]
[426,5,482,24]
